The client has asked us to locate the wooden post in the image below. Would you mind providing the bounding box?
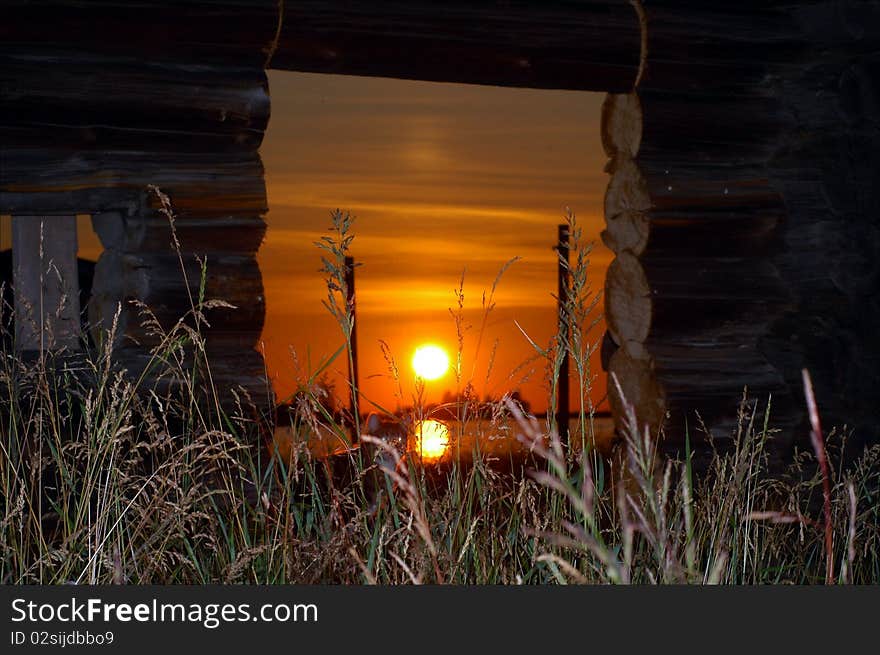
[556,224,570,443]
[12,215,81,352]
[345,255,360,440]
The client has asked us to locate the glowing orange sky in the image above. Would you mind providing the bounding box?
[258,71,610,415]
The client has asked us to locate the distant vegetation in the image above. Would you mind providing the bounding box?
[1,206,877,584]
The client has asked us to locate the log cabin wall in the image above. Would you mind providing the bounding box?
[0,1,278,407]
[1,1,878,454]
[602,1,880,464]
[1,0,646,417]
[765,3,880,458]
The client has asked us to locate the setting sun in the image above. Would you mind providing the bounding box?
[411,344,450,381]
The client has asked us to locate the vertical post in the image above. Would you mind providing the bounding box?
[345,255,360,441]
[556,224,570,443]
[12,216,81,352]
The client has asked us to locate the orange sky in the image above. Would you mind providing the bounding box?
[259,71,610,415]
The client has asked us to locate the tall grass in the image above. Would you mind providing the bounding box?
[1,201,877,584]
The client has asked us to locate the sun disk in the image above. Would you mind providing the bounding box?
[412,344,450,380]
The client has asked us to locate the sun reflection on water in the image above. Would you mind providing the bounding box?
[413,419,450,462]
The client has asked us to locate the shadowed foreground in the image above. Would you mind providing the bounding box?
[1,334,878,584]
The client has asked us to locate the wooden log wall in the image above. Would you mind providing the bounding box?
[764,3,880,456]
[1,0,647,417]
[2,1,878,453]
[2,1,645,93]
[270,0,643,92]
[602,1,880,462]
[1,1,279,408]
[602,86,799,451]
[0,1,279,67]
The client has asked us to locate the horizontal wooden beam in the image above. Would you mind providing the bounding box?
[110,345,271,412]
[271,1,642,92]
[3,1,643,93]
[6,2,875,97]
[92,212,267,255]
[1,51,270,152]
[0,149,267,216]
[0,1,279,67]
[89,251,265,351]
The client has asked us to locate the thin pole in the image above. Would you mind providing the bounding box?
[344,256,360,441]
[556,224,570,443]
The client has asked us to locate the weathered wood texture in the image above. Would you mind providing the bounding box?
[109,345,272,412]
[0,0,641,91]
[11,216,81,351]
[91,212,267,255]
[0,250,95,353]
[88,206,267,407]
[89,251,265,349]
[1,150,268,214]
[602,85,799,454]
[1,51,270,151]
[0,1,280,66]
[1,149,269,355]
[763,5,880,454]
[85,174,269,402]
[602,1,880,460]
[2,1,642,90]
[272,1,642,92]
[635,3,800,92]
[1,3,274,407]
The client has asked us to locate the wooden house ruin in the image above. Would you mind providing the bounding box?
[2,1,878,459]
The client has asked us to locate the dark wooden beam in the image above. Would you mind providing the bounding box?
[0,51,270,152]
[88,250,265,351]
[111,345,271,413]
[91,212,266,255]
[0,1,279,66]
[271,1,642,92]
[0,149,267,216]
[2,1,644,93]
